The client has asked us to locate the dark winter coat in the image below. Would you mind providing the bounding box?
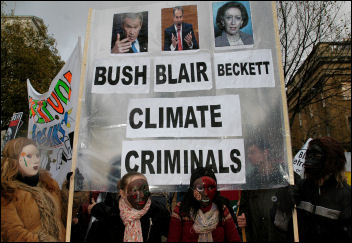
[86,197,170,242]
[295,176,351,242]
[238,166,291,241]
[1,170,66,242]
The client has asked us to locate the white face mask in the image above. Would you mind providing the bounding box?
[18,144,40,177]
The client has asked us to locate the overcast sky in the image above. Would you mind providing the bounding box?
[3,1,351,62]
[3,1,157,61]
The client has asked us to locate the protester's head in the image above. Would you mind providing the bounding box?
[2,137,40,178]
[216,1,249,36]
[246,138,270,167]
[305,137,346,185]
[190,167,218,207]
[1,137,40,203]
[121,12,143,42]
[180,166,226,221]
[118,171,150,210]
[173,6,184,29]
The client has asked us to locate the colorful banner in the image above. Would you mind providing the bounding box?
[27,40,81,187]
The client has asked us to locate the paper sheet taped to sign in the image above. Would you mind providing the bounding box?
[126,94,242,138]
[121,138,246,186]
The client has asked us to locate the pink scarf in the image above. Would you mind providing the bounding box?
[119,197,152,242]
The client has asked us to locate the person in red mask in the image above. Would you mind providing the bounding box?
[167,167,241,242]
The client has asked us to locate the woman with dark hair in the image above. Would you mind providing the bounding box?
[215,1,253,47]
[86,171,170,242]
[1,137,66,241]
[167,167,241,242]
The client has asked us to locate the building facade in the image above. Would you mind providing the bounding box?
[287,41,351,153]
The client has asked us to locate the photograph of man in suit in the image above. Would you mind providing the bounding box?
[163,6,199,51]
[111,12,148,54]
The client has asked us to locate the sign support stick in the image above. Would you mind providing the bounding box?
[271,1,299,242]
[65,8,93,242]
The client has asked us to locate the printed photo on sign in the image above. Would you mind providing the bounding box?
[214,49,275,89]
[111,11,148,54]
[154,53,212,92]
[161,5,199,52]
[213,1,254,49]
[121,139,246,186]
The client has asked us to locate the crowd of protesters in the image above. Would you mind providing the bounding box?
[1,136,351,242]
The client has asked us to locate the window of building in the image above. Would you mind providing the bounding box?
[321,93,326,107]
[341,82,351,100]
[309,105,314,118]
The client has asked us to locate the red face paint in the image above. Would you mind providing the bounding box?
[202,176,217,202]
[193,176,217,207]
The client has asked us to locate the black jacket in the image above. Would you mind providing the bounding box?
[238,166,291,241]
[295,176,351,242]
[86,198,170,242]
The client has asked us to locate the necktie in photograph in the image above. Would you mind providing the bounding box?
[131,41,138,53]
[177,29,183,51]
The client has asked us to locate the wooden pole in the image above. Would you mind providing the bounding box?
[271,2,299,242]
[65,8,93,242]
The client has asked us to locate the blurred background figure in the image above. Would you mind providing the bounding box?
[237,137,291,241]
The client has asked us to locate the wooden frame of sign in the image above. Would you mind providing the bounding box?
[65,8,93,242]
[271,1,299,242]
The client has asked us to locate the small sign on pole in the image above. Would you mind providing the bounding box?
[292,138,312,178]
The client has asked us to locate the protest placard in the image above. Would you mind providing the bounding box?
[73,2,293,195]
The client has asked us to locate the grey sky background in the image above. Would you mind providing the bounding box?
[3,1,157,61]
[3,1,351,62]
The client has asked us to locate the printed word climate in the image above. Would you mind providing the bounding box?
[129,105,222,129]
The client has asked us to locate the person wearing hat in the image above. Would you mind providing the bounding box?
[167,166,241,242]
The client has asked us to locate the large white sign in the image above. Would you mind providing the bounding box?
[121,138,246,185]
[75,2,290,192]
[126,95,242,138]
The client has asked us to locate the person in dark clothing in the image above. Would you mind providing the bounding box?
[293,137,351,242]
[237,138,291,241]
[86,171,170,242]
